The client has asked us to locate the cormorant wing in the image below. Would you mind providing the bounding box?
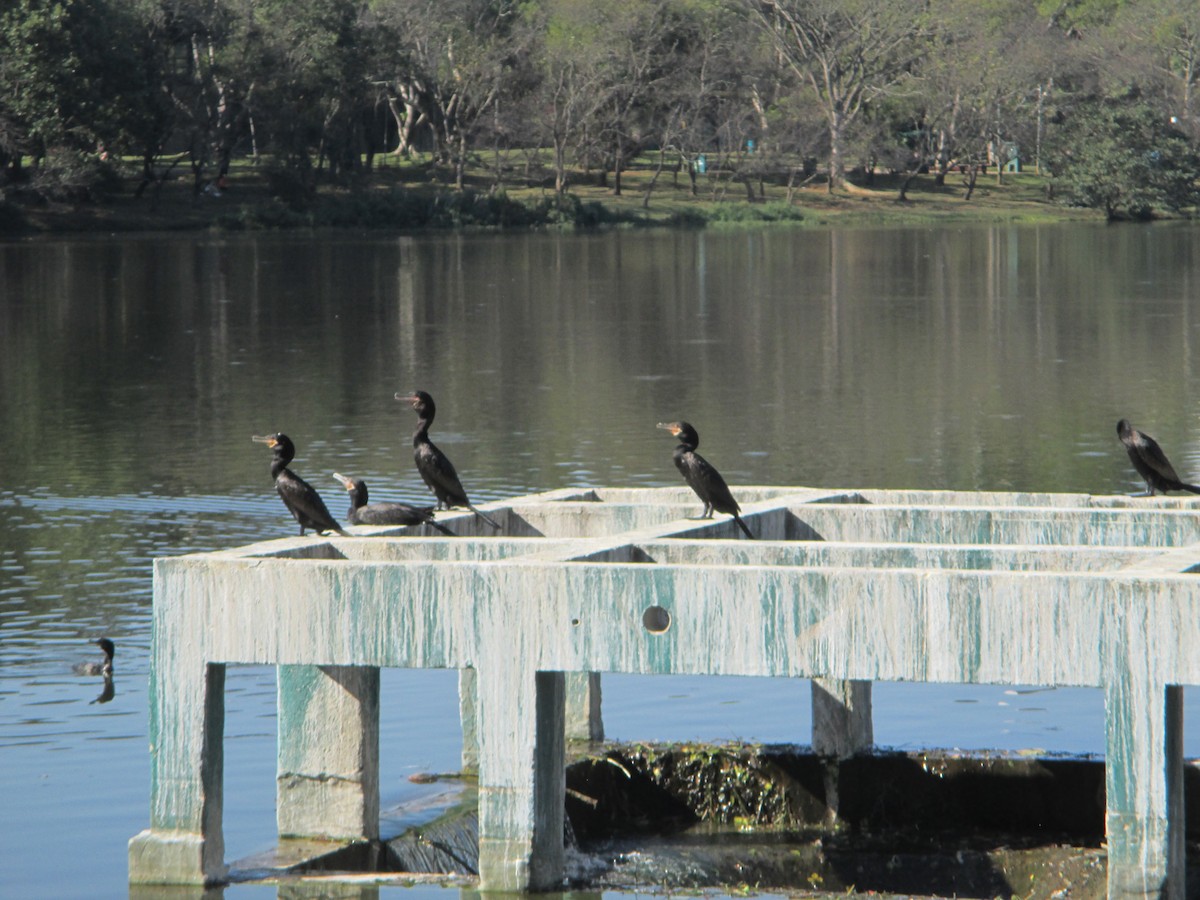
[417,444,469,506]
[691,451,741,514]
[357,502,433,526]
[278,471,341,530]
[1136,434,1183,482]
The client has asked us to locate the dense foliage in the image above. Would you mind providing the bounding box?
[1044,90,1200,218]
[2,0,1199,220]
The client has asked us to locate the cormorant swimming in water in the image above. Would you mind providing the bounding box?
[1117,419,1200,496]
[73,637,115,676]
[396,391,501,530]
[332,473,455,535]
[252,433,348,536]
[657,421,755,539]
[91,672,115,705]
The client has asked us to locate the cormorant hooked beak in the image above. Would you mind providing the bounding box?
[252,434,279,448]
[656,422,683,437]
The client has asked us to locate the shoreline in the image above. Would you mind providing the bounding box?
[1,166,1109,238]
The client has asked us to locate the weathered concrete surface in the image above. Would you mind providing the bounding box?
[277,665,380,840]
[130,486,1200,898]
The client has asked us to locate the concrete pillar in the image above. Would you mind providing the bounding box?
[463,669,602,773]
[129,661,227,885]
[811,678,873,758]
[1104,677,1184,899]
[566,672,603,742]
[476,667,566,891]
[459,667,478,772]
[277,665,380,840]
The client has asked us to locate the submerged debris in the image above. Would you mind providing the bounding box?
[237,743,1129,898]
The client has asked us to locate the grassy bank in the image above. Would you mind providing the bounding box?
[1,155,1105,236]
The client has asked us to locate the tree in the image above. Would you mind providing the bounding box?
[916,0,1077,191]
[1107,0,1200,143]
[369,0,532,189]
[249,0,375,181]
[145,0,261,199]
[586,0,690,196]
[656,0,767,202]
[1043,88,1200,219]
[745,0,932,190]
[1037,0,1124,36]
[532,0,608,196]
[0,0,168,196]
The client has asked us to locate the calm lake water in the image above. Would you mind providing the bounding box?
[4,223,1200,898]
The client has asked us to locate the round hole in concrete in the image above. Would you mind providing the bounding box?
[571,618,581,627]
[642,605,671,634]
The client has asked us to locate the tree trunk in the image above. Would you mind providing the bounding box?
[641,147,668,208]
[386,93,417,156]
[962,165,979,201]
[827,110,845,191]
[554,141,567,195]
[612,140,623,196]
[455,132,466,190]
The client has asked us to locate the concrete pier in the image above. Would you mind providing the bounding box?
[129,486,1200,897]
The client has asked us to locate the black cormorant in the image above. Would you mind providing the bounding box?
[1117,419,1200,495]
[332,473,455,535]
[657,420,755,539]
[252,433,348,536]
[91,673,115,704]
[73,637,114,676]
[396,391,501,530]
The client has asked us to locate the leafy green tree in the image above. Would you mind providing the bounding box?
[136,0,259,198]
[1044,88,1200,219]
[0,0,167,195]
[1037,0,1124,35]
[249,0,375,181]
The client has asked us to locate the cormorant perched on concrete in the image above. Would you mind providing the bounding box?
[252,433,348,536]
[73,637,115,676]
[396,391,501,530]
[332,473,455,535]
[1117,419,1200,496]
[657,420,754,539]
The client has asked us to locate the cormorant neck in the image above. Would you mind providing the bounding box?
[413,417,431,445]
[270,457,289,479]
[352,484,368,508]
